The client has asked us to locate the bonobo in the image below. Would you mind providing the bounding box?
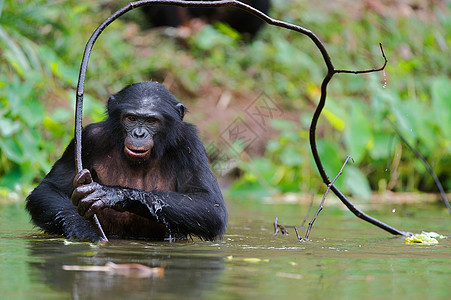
[26,81,227,242]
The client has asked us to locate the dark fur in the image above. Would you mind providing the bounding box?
[26,81,227,241]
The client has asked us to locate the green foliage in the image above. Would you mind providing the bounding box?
[0,0,449,201]
[229,1,451,198]
[232,73,451,199]
[0,0,101,190]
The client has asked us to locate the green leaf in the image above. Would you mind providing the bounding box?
[0,117,21,136]
[431,77,451,139]
[323,108,345,131]
[0,136,24,163]
[214,22,241,40]
[0,165,23,189]
[280,147,303,167]
[50,107,72,122]
[21,99,44,127]
[316,140,345,190]
[344,102,371,163]
[344,166,371,200]
[369,133,392,160]
[17,128,39,161]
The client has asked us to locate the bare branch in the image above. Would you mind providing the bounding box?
[274,217,289,235]
[335,43,388,74]
[301,155,353,242]
[294,226,301,241]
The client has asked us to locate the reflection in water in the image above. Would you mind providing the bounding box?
[28,238,225,299]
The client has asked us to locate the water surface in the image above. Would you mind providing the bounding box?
[1,200,450,299]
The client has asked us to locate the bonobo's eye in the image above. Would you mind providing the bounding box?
[125,115,137,123]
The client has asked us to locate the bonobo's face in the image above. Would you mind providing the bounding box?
[108,81,187,162]
[121,102,163,162]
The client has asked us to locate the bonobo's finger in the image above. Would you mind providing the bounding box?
[77,195,97,217]
[73,169,93,187]
[84,200,105,220]
[71,184,96,206]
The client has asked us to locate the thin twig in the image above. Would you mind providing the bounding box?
[335,43,387,74]
[391,122,451,213]
[301,155,353,242]
[274,217,289,235]
[294,226,301,241]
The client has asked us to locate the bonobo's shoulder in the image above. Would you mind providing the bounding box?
[181,122,199,138]
[178,121,209,159]
[81,121,114,151]
[180,122,204,145]
[83,122,107,138]
[83,122,110,141]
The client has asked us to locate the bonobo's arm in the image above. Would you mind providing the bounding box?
[72,168,227,241]
[26,140,101,241]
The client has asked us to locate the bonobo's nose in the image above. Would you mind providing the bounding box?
[133,127,146,138]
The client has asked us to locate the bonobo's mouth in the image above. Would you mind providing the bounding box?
[124,146,151,160]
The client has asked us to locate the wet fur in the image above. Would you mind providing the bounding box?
[26,81,227,241]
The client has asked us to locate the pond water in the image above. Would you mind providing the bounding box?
[0,199,450,299]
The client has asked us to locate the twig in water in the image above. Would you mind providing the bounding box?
[301,155,353,242]
[274,217,289,235]
[294,226,301,241]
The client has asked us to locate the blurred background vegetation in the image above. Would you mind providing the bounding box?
[0,0,450,203]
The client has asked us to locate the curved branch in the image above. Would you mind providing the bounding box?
[335,43,388,74]
[75,0,407,238]
[308,44,407,236]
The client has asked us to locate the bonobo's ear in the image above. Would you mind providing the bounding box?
[176,103,186,120]
[107,94,116,117]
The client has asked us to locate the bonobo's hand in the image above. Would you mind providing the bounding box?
[71,169,109,219]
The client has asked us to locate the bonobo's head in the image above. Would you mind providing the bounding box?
[107,81,186,162]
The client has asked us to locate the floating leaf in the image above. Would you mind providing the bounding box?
[225,256,269,263]
[405,232,445,245]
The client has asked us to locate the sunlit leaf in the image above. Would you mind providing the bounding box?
[323,108,345,131]
[0,136,24,163]
[21,99,44,127]
[0,117,21,136]
[280,147,303,167]
[344,102,371,164]
[0,165,23,189]
[17,128,39,161]
[214,22,241,40]
[344,166,371,200]
[431,77,451,139]
[0,27,30,76]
